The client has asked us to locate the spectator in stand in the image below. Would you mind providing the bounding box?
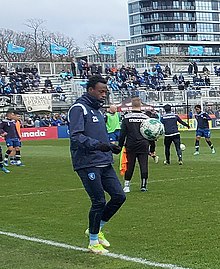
[0,65,7,75]
[166,84,172,91]
[178,83,185,91]
[193,62,198,75]
[105,65,111,75]
[25,117,34,128]
[188,62,193,75]
[178,73,185,84]
[155,62,162,73]
[40,115,51,127]
[34,116,41,128]
[31,65,38,76]
[202,65,210,75]
[70,59,76,77]
[44,77,53,89]
[15,65,22,74]
[78,60,85,78]
[55,85,63,93]
[59,70,68,82]
[90,63,97,75]
[172,74,178,84]
[66,69,73,80]
[164,65,171,77]
[205,76,211,86]
[23,65,31,74]
[51,113,64,126]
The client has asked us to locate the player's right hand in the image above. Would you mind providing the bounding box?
[96,143,111,152]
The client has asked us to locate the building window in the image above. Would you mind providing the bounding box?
[196,12,213,21]
[195,1,212,10]
[197,23,213,32]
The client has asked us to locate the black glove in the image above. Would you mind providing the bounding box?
[110,144,122,155]
[96,143,111,152]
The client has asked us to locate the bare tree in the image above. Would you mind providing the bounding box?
[0,28,30,62]
[24,19,48,60]
[85,34,114,62]
[0,18,80,62]
[48,32,79,61]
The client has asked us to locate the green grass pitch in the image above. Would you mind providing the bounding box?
[0,130,219,269]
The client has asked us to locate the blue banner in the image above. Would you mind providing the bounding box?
[57,125,69,138]
[99,44,116,55]
[7,43,26,54]
[50,43,68,55]
[146,45,160,55]
[188,46,204,56]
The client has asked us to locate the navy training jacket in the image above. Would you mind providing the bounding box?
[195,112,211,129]
[161,112,189,136]
[68,93,113,171]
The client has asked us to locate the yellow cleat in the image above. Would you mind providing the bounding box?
[88,243,109,254]
[85,229,110,247]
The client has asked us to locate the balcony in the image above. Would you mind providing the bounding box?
[140,5,196,12]
[142,28,197,34]
[141,17,196,23]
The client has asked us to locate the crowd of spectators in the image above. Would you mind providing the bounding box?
[0,64,40,94]
[19,112,68,128]
[105,63,173,98]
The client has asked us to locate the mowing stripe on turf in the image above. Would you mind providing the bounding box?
[0,188,84,198]
[0,230,192,269]
[0,174,212,198]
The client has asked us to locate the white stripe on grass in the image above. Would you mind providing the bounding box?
[0,230,192,269]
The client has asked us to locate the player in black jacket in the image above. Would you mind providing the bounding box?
[161,104,190,165]
[118,97,149,192]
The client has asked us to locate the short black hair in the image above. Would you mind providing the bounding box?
[86,75,107,91]
[194,104,201,109]
[164,104,171,112]
[6,109,15,115]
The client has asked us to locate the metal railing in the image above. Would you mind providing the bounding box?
[1,87,220,113]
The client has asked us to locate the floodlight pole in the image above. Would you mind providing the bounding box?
[186,89,189,125]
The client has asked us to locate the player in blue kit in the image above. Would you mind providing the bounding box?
[68,75,125,254]
[194,104,215,155]
[0,111,24,166]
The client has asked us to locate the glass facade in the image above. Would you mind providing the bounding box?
[127,0,220,61]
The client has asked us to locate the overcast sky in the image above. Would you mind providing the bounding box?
[1,0,130,47]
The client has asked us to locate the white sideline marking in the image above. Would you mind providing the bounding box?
[0,230,192,269]
[0,174,212,198]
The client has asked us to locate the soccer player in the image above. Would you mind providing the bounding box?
[9,111,22,165]
[0,146,10,173]
[68,75,125,254]
[161,104,190,165]
[0,110,24,167]
[118,97,150,192]
[105,104,121,144]
[194,104,215,155]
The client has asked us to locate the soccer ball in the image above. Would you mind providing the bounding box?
[140,118,164,141]
[180,143,186,151]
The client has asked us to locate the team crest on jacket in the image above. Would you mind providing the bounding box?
[88,172,96,180]
[92,116,99,122]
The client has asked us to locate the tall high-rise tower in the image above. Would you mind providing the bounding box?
[127,0,220,61]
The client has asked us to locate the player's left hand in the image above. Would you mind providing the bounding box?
[110,144,121,155]
[0,132,7,137]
